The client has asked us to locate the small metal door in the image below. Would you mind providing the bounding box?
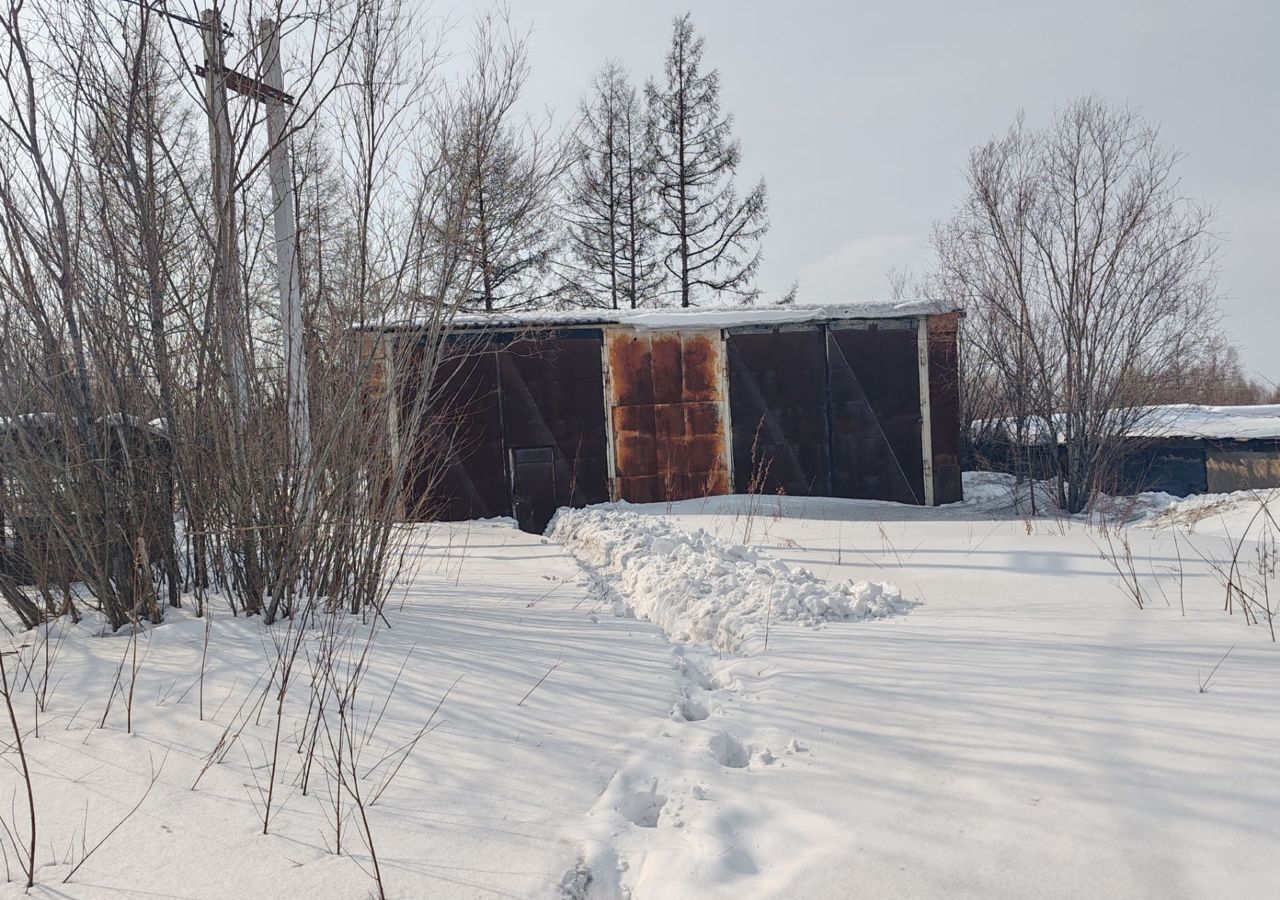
[511,446,557,534]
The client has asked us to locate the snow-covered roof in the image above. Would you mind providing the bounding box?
[981,404,1280,444]
[370,300,956,333]
[1133,404,1280,441]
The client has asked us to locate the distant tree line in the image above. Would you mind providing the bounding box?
[1140,337,1280,408]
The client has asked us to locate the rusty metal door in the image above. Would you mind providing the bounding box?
[607,331,729,503]
[726,327,832,496]
[827,322,924,504]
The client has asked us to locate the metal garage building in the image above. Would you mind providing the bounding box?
[365,302,963,532]
[1115,405,1280,496]
[975,404,1280,499]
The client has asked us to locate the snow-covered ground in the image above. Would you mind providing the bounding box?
[2,475,1278,898]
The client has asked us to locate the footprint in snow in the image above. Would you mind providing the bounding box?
[615,778,667,828]
[670,652,716,691]
[673,692,710,722]
[707,731,750,769]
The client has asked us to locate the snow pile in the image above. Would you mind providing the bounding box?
[961,471,1186,523]
[549,508,914,652]
[1139,487,1280,535]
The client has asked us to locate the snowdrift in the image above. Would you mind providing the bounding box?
[549,508,914,652]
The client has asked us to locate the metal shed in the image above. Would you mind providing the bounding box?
[975,404,1280,499]
[1118,405,1280,496]
[0,416,176,597]
[366,302,963,532]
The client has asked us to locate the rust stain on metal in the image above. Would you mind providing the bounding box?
[608,334,654,406]
[681,334,717,400]
[926,312,963,503]
[607,330,729,503]
[358,332,389,401]
[649,334,684,403]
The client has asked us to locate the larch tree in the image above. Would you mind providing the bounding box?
[563,61,661,309]
[646,13,768,307]
[447,10,561,312]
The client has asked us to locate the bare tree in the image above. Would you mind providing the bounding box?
[934,97,1219,512]
[562,61,662,309]
[646,13,767,307]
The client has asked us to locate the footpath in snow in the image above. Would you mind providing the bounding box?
[547,508,920,898]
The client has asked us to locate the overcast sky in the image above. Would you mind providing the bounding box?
[472,0,1277,382]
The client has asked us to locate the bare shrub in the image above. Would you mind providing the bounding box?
[1096,528,1147,610]
[0,0,503,631]
[1187,493,1280,640]
[0,643,35,888]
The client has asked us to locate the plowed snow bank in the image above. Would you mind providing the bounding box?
[549,508,914,652]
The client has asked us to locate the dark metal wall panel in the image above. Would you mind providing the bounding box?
[827,323,925,504]
[927,313,964,503]
[400,331,609,528]
[407,343,509,522]
[1115,441,1208,497]
[726,328,832,496]
[607,330,729,503]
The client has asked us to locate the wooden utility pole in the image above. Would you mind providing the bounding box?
[257,17,313,479]
[200,7,251,435]
[201,7,262,608]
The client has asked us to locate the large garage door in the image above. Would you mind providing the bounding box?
[827,322,924,504]
[411,343,509,521]
[499,334,610,529]
[409,332,610,530]
[726,327,832,496]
